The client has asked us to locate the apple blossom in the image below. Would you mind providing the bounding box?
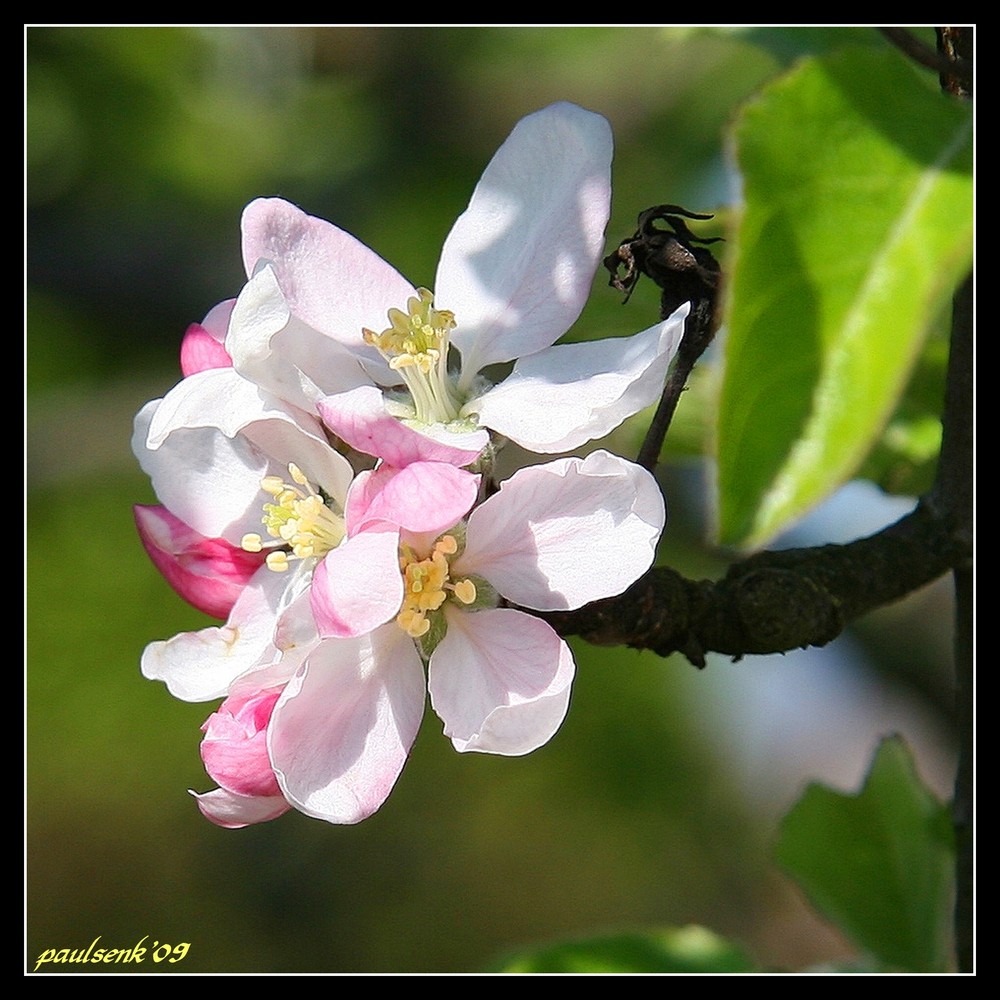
[132,347,485,822]
[274,450,665,823]
[133,100,683,829]
[231,102,689,469]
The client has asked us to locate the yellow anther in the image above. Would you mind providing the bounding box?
[241,464,345,572]
[241,533,263,553]
[396,533,476,639]
[363,288,463,424]
[266,551,290,572]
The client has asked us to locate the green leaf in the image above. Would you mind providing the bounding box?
[717,47,972,547]
[858,329,948,496]
[775,736,954,972]
[491,925,757,973]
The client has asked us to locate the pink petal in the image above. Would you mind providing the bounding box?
[180,323,233,376]
[435,102,613,386]
[310,529,404,639]
[191,787,290,829]
[428,607,574,755]
[134,504,265,619]
[454,450,665,611]
[268,630,426,824]
[200,687,283,798]
[345,463,479,537]
[318,385,487,467]
[179,299,236,375]
[241,198,415,360]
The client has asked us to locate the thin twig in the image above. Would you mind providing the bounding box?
[636,350,698,472]
[603,206,721,472]
[879,27,973,85]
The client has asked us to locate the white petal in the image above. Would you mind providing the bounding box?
[144,367,262,446]
[134,376,354,543]
[428,607,574,755]
[435,103,612,384]
[241,198,415,383]
[454,450,664,610]
[268,628,425,824]
[191,787,291,829]
[141,567,293,702]
[228,264,372,410]
[133,394,270,542]
[471,304,689,453]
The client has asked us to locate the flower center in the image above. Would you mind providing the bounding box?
[241,464,345,572]
[396,534,477,638]
[363,288,464,425]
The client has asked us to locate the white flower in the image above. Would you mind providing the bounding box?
[132,101,679,828]
[132,358,484,829]
[229,102,688,466]
[278,450,664,824]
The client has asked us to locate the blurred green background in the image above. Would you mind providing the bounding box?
[27,26,956,973]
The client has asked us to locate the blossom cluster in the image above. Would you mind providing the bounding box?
[133,102,687,827]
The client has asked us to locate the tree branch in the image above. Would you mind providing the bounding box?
[538,497,967,667]
[929,26,973,972]
[556,27,974,972]
[539,189,971,669]
[879,27,973,87]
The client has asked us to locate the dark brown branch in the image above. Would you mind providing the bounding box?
[567,26,974,970]
[879,27,973,87]
[537,498,967,668]
[937,271,973,973]
[936,26,974,98]
[559,192,972,669]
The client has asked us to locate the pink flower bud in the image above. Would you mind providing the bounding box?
[200,687,283,799]
[134,504,264,619]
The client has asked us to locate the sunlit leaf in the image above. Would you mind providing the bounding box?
[717,47,972,546]
[858,329,948,496]
[776,736,954,972]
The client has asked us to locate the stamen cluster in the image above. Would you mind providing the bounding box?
[363,288,463,425]
[241,464,345,572]
[397,534,477,638]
